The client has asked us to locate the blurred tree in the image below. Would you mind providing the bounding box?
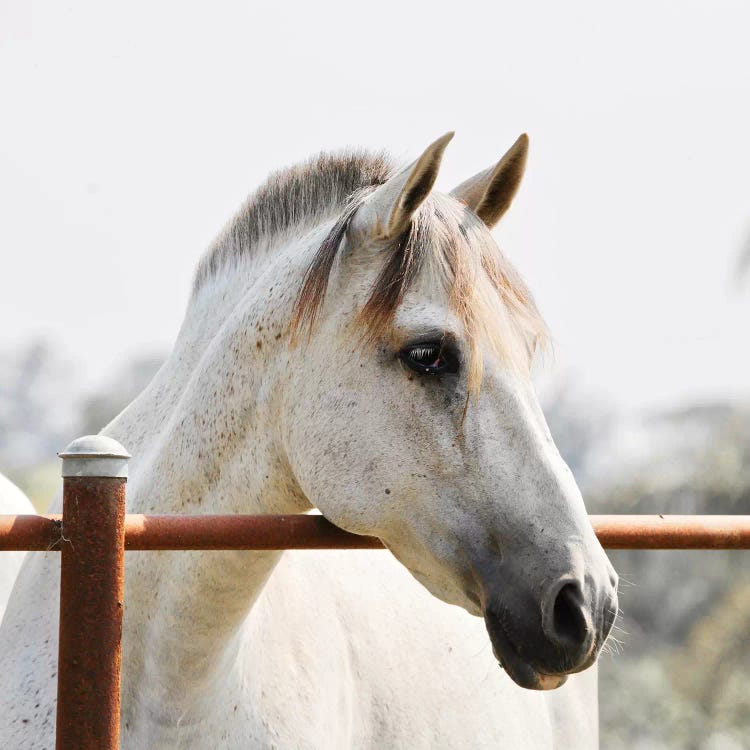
[0,342,165,507]
[541,377,614,484]
[0,339,75,472]
[595,401,750,749]
[76,352,165,435]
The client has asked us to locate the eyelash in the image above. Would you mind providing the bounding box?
[410,346,439,362]
[397,342,460,376]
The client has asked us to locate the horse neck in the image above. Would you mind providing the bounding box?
[103,231,320,718]
[106,229,322,512]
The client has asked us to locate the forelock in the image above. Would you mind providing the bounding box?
[293,192,548,392]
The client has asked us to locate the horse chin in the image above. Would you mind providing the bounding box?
[484,611,569,691]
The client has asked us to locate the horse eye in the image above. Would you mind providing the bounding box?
[398,342,459,376]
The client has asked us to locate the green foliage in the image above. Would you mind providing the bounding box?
[562,401,750,749]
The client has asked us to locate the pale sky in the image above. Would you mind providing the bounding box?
[1,1,749,410]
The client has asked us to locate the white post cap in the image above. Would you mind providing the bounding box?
[58,435,131,478]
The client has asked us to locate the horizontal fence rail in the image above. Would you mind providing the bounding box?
[1,513,750,552]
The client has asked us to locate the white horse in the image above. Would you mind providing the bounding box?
[0,133,618,748]
[0,472,34,624]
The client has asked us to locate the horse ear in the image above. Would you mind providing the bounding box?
[358,132,454,241]
[450,133,529,229]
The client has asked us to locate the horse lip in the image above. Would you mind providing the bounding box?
[484,610,568,691]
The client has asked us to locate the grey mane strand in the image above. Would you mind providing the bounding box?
[193,150,395,294]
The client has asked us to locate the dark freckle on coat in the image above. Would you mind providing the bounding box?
[384,488,391,494]
[275,333,282,340]
[256,341,262,350]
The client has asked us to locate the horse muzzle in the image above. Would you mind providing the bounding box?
[483,575,618,691]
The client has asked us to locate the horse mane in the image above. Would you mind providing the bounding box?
[193,150,395,293]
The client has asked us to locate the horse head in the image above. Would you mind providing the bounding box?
[285,133,618,690]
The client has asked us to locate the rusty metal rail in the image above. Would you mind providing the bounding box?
[1,436,750,750]
[2,512,750,552]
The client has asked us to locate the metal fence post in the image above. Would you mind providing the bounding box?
[56,436,130,750]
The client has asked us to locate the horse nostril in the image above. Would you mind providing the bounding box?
[545,581,589,652]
